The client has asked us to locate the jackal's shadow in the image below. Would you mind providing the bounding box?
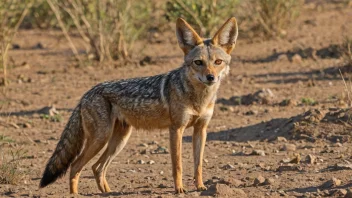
[0,107,73,117]
[183,117,292,143]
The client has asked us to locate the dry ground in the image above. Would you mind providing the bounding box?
[1,2,352,198]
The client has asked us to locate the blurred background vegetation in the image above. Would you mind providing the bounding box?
[0,0,351,86]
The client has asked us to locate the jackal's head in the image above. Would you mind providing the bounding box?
[176,17,238,86]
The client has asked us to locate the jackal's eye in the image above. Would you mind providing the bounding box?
[214,59,223,65]
[194,60,203,66]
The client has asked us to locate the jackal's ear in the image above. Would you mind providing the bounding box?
[212,17,238,54]
[176,18,203,54]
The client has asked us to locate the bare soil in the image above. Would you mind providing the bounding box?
[1,2,352,197]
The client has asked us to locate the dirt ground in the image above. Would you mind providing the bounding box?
[1,2,352,198]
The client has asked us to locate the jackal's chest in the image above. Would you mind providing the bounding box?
[187,100,215,120]
[188,91,217,116]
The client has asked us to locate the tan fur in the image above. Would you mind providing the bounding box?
[40,17,238,194]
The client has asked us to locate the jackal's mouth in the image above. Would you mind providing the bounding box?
[204,81,216,86]
[198,77,216,86]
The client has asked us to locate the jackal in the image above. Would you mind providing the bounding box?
[40,17,238,194]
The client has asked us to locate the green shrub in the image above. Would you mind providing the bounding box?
[0,135,15,143]
[166,0,241,37]
[301,97,317,106]
[23,0,58,29]
[0,0,31,86]
[247,0,303,38]
[48,0,153,62]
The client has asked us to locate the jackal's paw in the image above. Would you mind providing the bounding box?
[175,187,187,194]
[196,185,207,191]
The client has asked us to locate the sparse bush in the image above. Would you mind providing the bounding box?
[339,69,352,107]
[0,134,15,143]
[165,0,241,37]
[246,0,303,38]
[40,114,63,122]
[301,97,317,106]
[0,0,31,86]
[47,0,153,63]
[23,0,58,29]
[340,36,352,66]
[0,148,27,184]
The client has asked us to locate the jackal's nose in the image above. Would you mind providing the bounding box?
[206,74,215,82]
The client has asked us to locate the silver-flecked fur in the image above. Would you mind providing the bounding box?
[40,17,239,194]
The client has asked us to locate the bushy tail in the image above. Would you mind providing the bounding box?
[40,105,84,188]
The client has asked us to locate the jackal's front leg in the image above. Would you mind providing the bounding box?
[193,119,209,191]
[169,126,186,194]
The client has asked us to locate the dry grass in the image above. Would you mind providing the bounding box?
[25,0,58,29]
[165,0,241,37]
[0,1,31,86]
[47,0,152,63]
[340,36,352,66]
[339,69,352,107]
[246,0,303,38]
[0,148,27,185]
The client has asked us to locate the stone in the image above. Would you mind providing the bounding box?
[254,175,265,186]
[137,160,145,164]
[250,150,266,156]
[277,164,302,172]
[147,160,155,165]
[221,178,243,187]
[289,154,301,164]
[38,106,58,116]
[245,110,258,115]
[139,143,149,147]
[140,149,149,154]
[222,164,235,170]
[201,183,247,197]
[279,99,297,107]
[292,54,303,64]
[263,178,275,185]
[333,189,347,197]
[277,137,287,142]
[277,54,288,62]
[152,146,169,154]
[24,123,32,128]
[321,178,341,189]
[158,184,167,188]
[307,154,316,164]
[282,144,296,151]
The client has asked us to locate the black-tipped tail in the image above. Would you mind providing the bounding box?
[40,164,67,188]
[40,105,84,188]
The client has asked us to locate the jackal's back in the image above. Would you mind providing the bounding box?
[83,67,190,129]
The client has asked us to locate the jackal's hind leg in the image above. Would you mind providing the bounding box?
[70,135,110,194]
[92,121,132,193]
[70,99,114,194]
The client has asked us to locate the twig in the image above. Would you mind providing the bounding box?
[20,130,35,144]
[47,0,82,64]
[174,0,206,36]
[1,3,30,87]
[70,0,98,58]
[59,5,90,44]
[97,0,105,62]
[339,69,352,107]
